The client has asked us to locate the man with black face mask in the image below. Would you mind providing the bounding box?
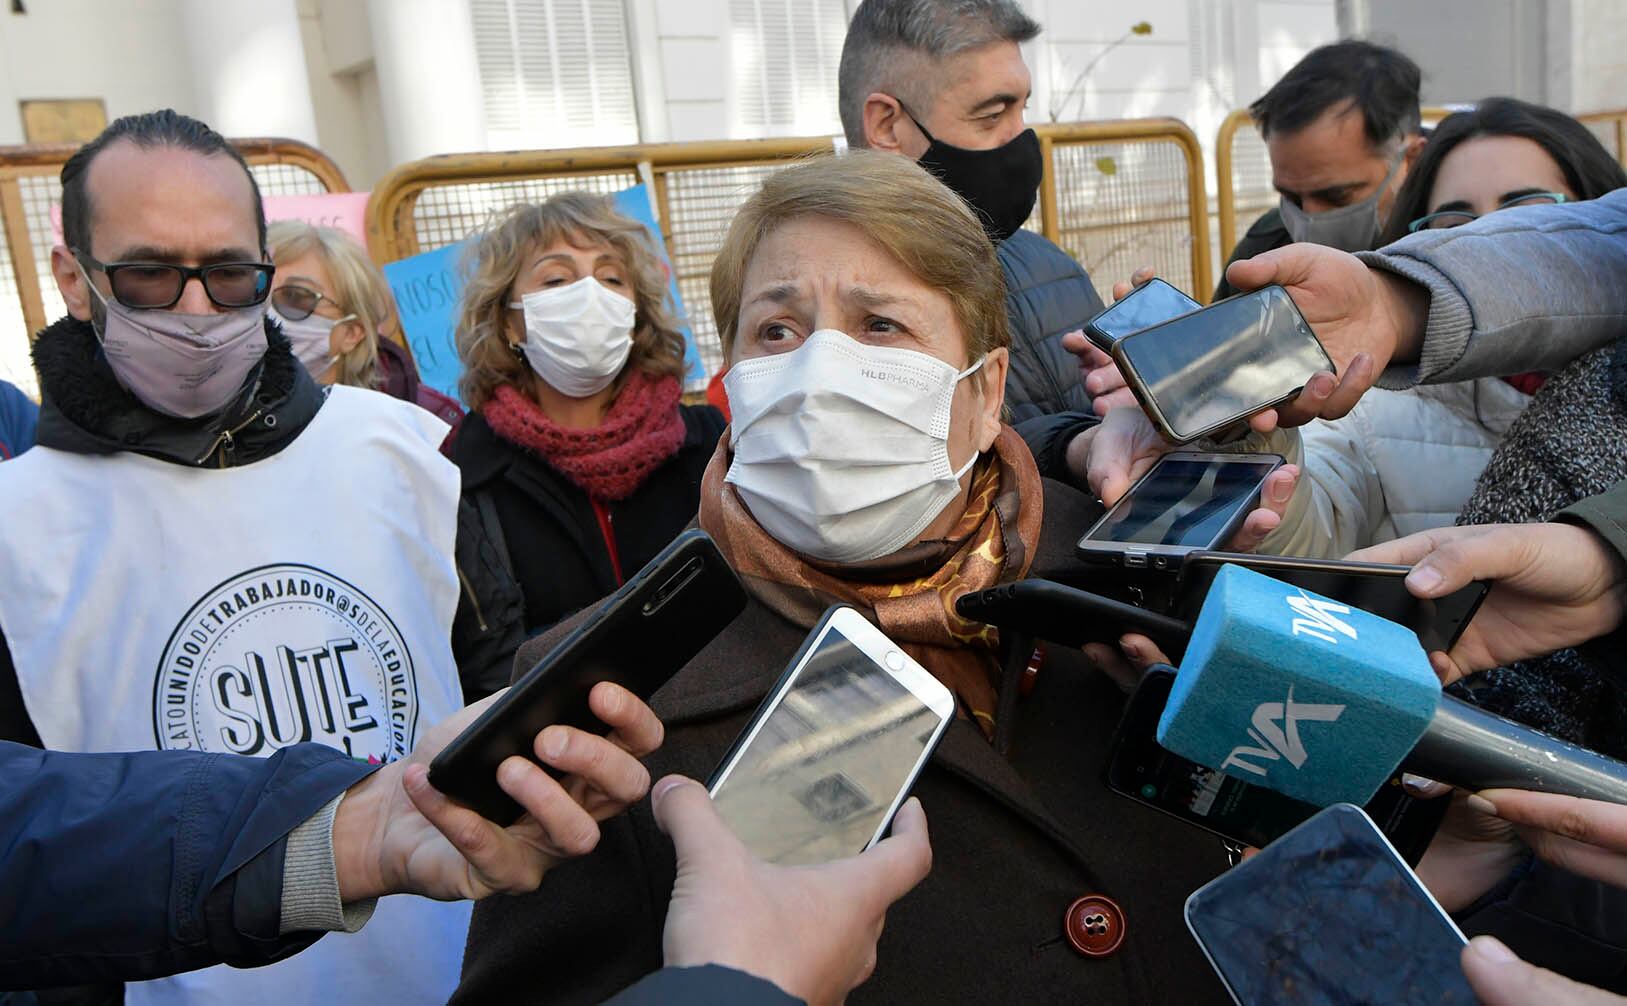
[837,0,1105,422]
[0,110,497,1006]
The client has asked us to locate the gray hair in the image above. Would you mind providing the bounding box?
[838,0,1041,147]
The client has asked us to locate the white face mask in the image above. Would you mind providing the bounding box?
[723,329,985,564]
[270,304,353,379]
[510,276,637,398]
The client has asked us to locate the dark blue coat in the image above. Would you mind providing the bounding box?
[997,229,1106,422]
[0,741,373,990]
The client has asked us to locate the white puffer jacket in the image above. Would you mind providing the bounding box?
[1262,377,1531,559]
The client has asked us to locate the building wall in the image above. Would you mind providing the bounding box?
[0,0,200,145]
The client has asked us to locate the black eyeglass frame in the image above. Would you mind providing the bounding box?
[270,283,348,322]
[74,250,275,310]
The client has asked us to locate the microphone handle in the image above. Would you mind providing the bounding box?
[1405,694,1627,804]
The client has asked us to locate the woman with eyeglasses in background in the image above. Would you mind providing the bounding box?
[267,221,464,428]
[1252,96,1627,562]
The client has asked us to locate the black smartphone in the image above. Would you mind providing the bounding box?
[1112,284,1334,443]
[1083,277,1202,350]
[955,578,1192,660]
[1185,803,1474,1005]
[1076,452,1283,570]
[429,530,747,824]
[1106,669,1447,864]
[707,606,955,866]
[1175,552,1488,653]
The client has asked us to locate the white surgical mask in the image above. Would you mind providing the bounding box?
[510,277,637,398]
[723,329,984,564]
[1278,153,1405,253]
[270,304,353,379]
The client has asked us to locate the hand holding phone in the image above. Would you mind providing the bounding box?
[1076,451,1284,570]
[1084,277,1202,350]
[1185,803,1476,1005]
[1112,284,1333,442]
[429,530,747,824]
[708,606,954,866]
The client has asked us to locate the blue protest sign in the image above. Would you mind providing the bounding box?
[382,237,474,404]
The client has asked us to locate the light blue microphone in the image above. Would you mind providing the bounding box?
[1156,563,1627,807]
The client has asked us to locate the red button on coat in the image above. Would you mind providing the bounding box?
[1064,894,1126,957]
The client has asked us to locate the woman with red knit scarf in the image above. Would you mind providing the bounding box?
[448,193,724,695]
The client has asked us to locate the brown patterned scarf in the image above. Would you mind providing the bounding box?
[698,425,1045,737]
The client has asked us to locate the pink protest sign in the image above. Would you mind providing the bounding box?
[48,192,373,248]
[262,191,371,246]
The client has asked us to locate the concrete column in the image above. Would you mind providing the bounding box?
[182,0,321,141]
[367,0,487,163]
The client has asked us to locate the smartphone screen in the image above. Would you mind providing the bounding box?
[1086,278,1202,347]
[710,612,952,866]
[1107,670,1446,863]
[1116,284,1331,441]
[1176,554,1489,653]
[1186,804,1475,1005]
[1081,454,1281,550]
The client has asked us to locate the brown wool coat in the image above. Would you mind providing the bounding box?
[452,478,1233,1005]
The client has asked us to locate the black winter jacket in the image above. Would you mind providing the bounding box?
[1214,207,1292,301]
[998,229,1106,422]
[449,404,726,694]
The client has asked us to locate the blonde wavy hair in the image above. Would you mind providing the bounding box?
[266,221,393,389]
[455,193,687,411]
[710,150,1009,365]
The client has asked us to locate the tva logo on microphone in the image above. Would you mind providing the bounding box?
[1220,686,1345,777]
[1157,565,1440,807]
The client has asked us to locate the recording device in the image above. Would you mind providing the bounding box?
[1185,803,1474,1005]
[1106,668,1445,863]
[429,530,747,824]
[956,578,1192,659]
[1082,277,1202,350]
[708,606,954,866]
[1112,284,1333,443]
[1175,551,1489,653]
[1157,563,1627,807]
[1075,452,1284,570]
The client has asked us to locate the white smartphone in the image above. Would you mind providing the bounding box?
[707,605,955,866]
[1184,803,1475,1005]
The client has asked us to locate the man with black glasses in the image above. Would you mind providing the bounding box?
[0,110,486,1005]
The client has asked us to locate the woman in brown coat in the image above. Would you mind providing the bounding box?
[453,152,1284,1004]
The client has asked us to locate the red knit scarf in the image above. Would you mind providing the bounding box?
[482,373,686,502]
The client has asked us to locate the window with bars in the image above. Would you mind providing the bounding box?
[470,0,641,150]
[728,0,849,137]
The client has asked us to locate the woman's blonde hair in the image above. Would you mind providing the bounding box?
[266,221,393,389]
[455,193,688,411]
[710,149,1009,364]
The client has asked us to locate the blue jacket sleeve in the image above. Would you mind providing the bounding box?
[0,379,37,459]
[604,965,803,1005]
[0,741,375,989]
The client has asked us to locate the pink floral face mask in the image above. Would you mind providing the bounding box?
[82,267,268,418]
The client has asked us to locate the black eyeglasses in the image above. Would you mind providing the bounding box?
[271,283,347,322]
[75,250,274,310]
[1407,192,1569,232]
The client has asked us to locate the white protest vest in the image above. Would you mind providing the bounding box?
[0,386,472,1006]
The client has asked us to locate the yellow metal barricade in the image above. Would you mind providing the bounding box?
[1215,106,1459,278]
[368,118,1214,372]
[1037,118,1211,305]
[1578,109,1627,166]
[0,137,348,397]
